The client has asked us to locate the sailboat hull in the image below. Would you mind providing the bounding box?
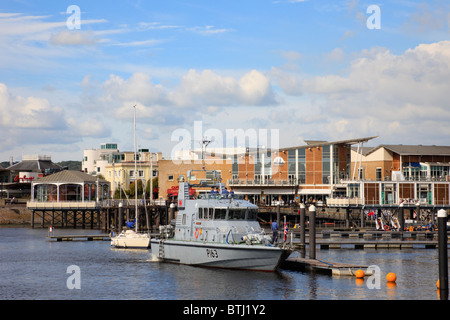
[111,230,150,249]
[150,239,290,272]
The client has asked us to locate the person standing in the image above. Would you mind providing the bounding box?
[271,220,279,244]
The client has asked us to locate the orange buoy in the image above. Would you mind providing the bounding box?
[386,272,397,283]
[355,269,365,278]
[437,279,440,289]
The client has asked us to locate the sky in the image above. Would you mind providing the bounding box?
[0,0,449,162]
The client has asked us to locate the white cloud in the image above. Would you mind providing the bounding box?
[0,83,64,129]
[138,22,182,30]
[188,25,234,35]
[50,30,99,46]
[100,72,166,106]
[94,69,278,114]
[110,39,166,47]
[170,69,277,107]
[66,117,110,138]
[281,40,450,143]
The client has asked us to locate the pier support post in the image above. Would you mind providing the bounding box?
[309,205,316,260]
[345,207,350,228]
[300,203,306,258]
[360,208,364,228]
[31,210,35,229]
[118,202,123,232]
[399,204,404,232]
[82,211,86,229]
[437,209,448,299]
[276,205,280,229]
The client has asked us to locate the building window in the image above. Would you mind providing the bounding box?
[298,148,305,184]
[348,184,360,198]
[138,170,144,178]
[322,145,330,184]
[129,170,135,178]
[376,168,382,181]
[358,168,364,180]
[168,175,174,181]
[232,155,239,176]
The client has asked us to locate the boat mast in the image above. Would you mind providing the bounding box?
[133,105,138,232]
[201,138,212,170]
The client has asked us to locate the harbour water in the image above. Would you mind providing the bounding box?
[0,227,447,300]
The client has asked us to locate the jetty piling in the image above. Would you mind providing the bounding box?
[299,203,306,257]
[309,204,316,259]
[437,209,448,298]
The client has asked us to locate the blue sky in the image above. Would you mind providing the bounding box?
[0,0,449,162]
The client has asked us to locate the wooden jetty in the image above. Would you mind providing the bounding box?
[27,199,171,234]
[313,239,439,250]
[47,234,110,241]
[281,257,374,276]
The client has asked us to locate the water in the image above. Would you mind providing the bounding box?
[0,227,447,300]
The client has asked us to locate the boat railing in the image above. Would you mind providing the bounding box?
[197,193,244,200]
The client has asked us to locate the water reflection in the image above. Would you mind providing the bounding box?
[0,227,446,300]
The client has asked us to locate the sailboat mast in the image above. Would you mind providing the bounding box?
[133,105,138,232]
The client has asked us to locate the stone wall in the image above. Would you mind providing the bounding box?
[0,206,31,225]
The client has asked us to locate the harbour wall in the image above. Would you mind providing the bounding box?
[0,206,31,225]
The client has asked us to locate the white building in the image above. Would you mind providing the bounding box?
[82,143,120,177]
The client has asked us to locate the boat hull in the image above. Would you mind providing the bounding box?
[111,231,150,249]
[150,239,290,272]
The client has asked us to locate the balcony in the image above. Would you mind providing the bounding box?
[326,198,363,207]
[27,201,99,210]
[227,179,302,187]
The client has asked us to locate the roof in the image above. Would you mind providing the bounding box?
[351,146,377,156]
[34,170,109,184]
[196,136,379,157]
[280,136,379,152]
[365,144,450,157]
[7,159,62,172]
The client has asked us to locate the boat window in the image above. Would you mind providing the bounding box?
[208,208,213,219]
[182,214,186,225]
[198,208,210,220]
[228,208,246,220]
[246,209,258,221]
[214,208,227,220]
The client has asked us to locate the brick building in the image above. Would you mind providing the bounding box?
[329,144,450,206]
[158,137,376,205]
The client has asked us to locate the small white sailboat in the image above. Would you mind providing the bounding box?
[111,105,150,249]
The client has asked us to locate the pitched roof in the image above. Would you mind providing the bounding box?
[365,144,450,157]
[281,136,379,152]
[35,170,109,184]
[7,159,62,172]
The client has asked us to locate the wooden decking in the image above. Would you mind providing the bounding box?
[281,257,374,276]
[47,234,110,241]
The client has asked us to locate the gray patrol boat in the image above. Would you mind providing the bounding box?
[151,170,292,272]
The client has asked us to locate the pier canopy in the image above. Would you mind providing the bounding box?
[30,170,110,203]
